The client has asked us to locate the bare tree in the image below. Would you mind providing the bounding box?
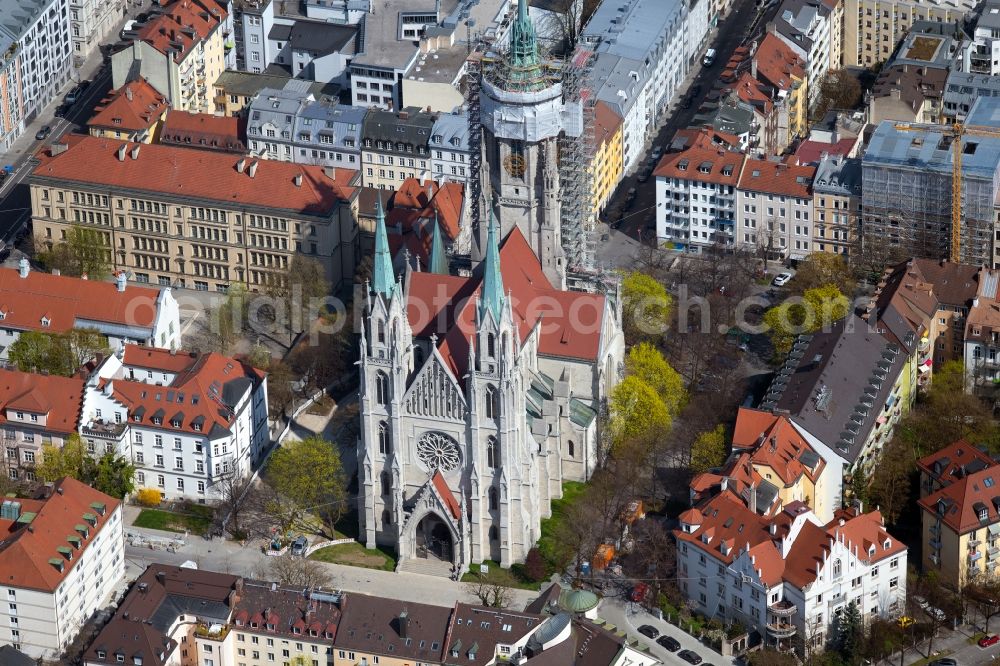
[214,469,260,539]
[268,555,334,588]
[533,0,584,55]
[465,568,516,608]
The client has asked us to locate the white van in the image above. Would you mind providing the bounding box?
[120,20,136,39]
[703,48,717,66]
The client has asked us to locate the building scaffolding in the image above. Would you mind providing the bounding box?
[559,46,597,276]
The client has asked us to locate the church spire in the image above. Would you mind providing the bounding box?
[504,0,547,92]
[372,193,395,298]
[428,212,448,275]
[479,210,505,323]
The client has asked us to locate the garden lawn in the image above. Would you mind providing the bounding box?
[536,481,587,571]
[309,542,396,571]
[134,506,214,534]
[461,561,540,591]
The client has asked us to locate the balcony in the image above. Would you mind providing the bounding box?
[194,623,230,641]
[769,600,797,617]
[81,420,127,439]
[766,622,797,638]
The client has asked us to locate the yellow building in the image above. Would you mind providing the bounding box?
[87,77,169,144]
[843,0,976,68]
[110,0,228,114]
[812,155,861,256]
[29,136,359,293]
[591,100,623,216]
[754,34,808,145]
[918,441,1000,589]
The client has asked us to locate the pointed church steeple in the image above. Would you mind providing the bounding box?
[428,212,448,275]
[479,211,505,323]
[372,193,395,298]
[510,0,539,68]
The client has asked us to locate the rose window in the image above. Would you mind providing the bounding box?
[416,432,461,472]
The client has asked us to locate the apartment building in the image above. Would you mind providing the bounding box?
[759,314,915,500]
[428,112,472,187]
[869,64,946,124]
[232,0,272,72]
[80,345,268,502]
[653,129,746,252]
[812,155,861,256]
[918,441,1000,588]
[753,34,809,145]
[159,109,246,153]
[0,0,72,151]
[769,0,833,107]
[69,0,124,62]
[843,0,977,68]
[676,496,906,657]
[361,107,434,189]
[736,157,816,260]
[943,71,1000,122]
[582,0,695,172]
[87,78,170,144]
[970,0,1000,75]
[0,479,124,660]
[29,135,359,293]
[963,268,1000,397]
[0,370,84,483]
[591,100,624,215]
[725,72,786,156]
[0,260,180,358]
[246,82,364,171]
[213,70,336,116]
[111,0,228,114]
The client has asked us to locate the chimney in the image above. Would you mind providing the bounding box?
[236,157,246,173]
[126,86,133,102]
[248,160,258,178]
[50,142,69,156]
[323,165,336,180]
[18,257,29,278]
[117,144,127,161]
[131,144,141,160]
[398,611,409,639]
[116,271,127,292]
[294,173,303,187]
[398,110,409,120]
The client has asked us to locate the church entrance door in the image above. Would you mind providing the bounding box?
[415,513,454,562]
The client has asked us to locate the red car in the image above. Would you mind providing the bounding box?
[978,634,1000,648]
[630,583,650,603]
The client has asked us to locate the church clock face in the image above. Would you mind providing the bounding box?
[416,432,461,472]
[503,154,526,178]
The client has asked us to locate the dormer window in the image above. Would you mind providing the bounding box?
[310,629,318,637]
[250,621,258,628]
[981,507,989,521]
[193,423,202,431]
[883,538,891,550]
[97,651,106,659]
[15,412,22,420]
[171,419,180,428]
[41,316,50,327]
[152,417,161,425]
[267,623,275,631]
[293,626,301,634]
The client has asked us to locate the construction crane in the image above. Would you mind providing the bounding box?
[893,121,1000,263]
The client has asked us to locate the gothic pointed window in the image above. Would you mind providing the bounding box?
[489,487,498,511]
[381,471,391,496]
[489,526,499,542]
[377,320,385,344]
[487,333,496,358]
[378,421,391,455]
[414,345,424,367]
[485,385,499,420]
[487,436,499,469]
[568,439,575,458]
[375,371,390,405]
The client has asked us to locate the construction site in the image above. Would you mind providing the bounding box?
[862,96,1000,268]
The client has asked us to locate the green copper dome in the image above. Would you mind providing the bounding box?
[558,588,599,614]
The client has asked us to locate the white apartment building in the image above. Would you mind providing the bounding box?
[770,0,833,108]
[232,0,273,73]
[736,158,816,260]
[0,0,72,134]
[971,0,1000,75]
[676,496,907,657]
[81,346,269,502]
[69,0,124,62]
[0,260,181,359]
[429,111,473,186]
[0,479,125,660]
[654,133,745,252]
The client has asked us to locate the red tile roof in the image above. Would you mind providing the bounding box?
[33,135,356,215]
[432,470,461,520]
[917,439,996,487]
[113,348,265,436]
[826,507,907,565]
[654,130,746,185]
[919,465,1000,535]
[0,267,162,333]
[87,78,168,132]
[726,72,773,114]
[594,100,623,148]
[671,127,742,152]
[0,369,83,434]
[135,0,227,63]
[0,478,119,592]
[737,157,815,199]
[732,408,824,486]
[406,227,605,379]
[160,110,246,152]
[753,33,805,92]
[794,138,856,165]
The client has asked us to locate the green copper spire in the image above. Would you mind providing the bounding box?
[372,193,395,298]
[505,0,546,92]
[479,211,505,323]
[428,213,448,275]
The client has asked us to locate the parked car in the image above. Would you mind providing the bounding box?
[630,582,649,602]
[64,86,82,105]
[702,48,716,66]
[656,635,681,651]
[636,625,659,639]
[772,272,792,286]
[926,606,946,621]
[979,635,1000,648]
[35,125,52,141]
[290,535,308,556]
[54,104,68,118]
[678,649,703,664]
[912,595,929,610]
[651,145,664,160]
[637,166,652,182]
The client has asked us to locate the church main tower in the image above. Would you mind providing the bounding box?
[476,0,581,288]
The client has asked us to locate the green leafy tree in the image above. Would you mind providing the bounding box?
[764,284,849,355]
[621,271,672,342]
[64,328,112,369]
[212,283,249,353]
[8,331,73,375]
[266,436,347,536]
[624,342,687,416]
[791,252,856,296]
[608,375,671,449]
[37,225,112,279]
[92,453,136,499]
[36,435,92,482]
[247,343,273,370]
[690,424,727,473]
